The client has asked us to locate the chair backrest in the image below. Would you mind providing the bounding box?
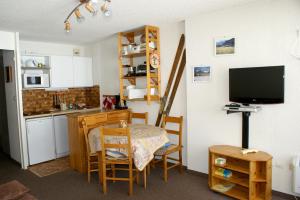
[161,115,183,146]
[82,118,103,155]
[100,127,132,163]
[130,112,148,125]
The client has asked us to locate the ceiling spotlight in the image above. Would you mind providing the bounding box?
[101,0,112,17]
[85,2,97,16]
[65,21,71,33]
[74,9,85,23]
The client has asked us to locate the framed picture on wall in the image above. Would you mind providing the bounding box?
[215,36,235,56]
[193,66,211,82]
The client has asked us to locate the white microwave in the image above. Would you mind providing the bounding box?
[23,73,50,88]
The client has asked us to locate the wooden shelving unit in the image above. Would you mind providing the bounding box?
[118,25,161,105]
[209,145,272,200]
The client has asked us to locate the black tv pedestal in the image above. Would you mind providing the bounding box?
[224,105,261,149]
[242,112,251,149]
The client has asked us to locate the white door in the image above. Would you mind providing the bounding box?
[3,50,21,162]
[53,115,69,158]
[51,56,74,88]
[73,57,93,87]
[26,117,55,165]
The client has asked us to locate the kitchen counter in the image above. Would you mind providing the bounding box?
[23,107,102,119]
[67,109,131,173]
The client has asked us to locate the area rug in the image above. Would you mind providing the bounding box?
[0,180,37,200]
[28,157,70,178]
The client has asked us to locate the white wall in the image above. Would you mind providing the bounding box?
[185,0,300,195]
[90,22,188,164]
[89,36,120,96]
[19,40,90,57]
[0,31,15,50]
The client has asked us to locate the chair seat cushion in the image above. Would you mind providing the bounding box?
[106,150,127,160]
[154,144,179,156]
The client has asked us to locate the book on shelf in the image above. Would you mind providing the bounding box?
[215,168,232,178]
[212,183,235,193]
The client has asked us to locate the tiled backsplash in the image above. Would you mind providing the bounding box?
[22,85,100,113]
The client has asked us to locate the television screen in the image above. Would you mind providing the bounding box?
[229,66,285,104]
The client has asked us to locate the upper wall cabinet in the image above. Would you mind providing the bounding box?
[51,56,74,88]
[50,56,93,88]
[73,57,93,87]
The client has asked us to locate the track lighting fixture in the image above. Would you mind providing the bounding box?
[64,0,112,33]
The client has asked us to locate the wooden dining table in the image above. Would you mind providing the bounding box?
[88,124,169,171]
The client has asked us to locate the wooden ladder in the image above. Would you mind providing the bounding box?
[155,34,186,127]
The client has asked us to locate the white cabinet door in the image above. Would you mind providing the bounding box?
[26,117,55,165]
[73,57,93,87]
[53,115,69,158]
[51,56,74,88]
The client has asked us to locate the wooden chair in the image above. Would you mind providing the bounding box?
[129,112,148,125]
[82,119,100,183]
[100,127,146,195]
[153,115,184,182]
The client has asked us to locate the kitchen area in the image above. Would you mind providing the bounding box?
[21,53,101,166]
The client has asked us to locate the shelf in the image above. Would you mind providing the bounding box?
[123,75,146,79]
[253,177,267,182]
[150,73,158,78]
[209,145,272,200]
[21,67,50,70]
[21,55,50,70]
[123,96,145,102]
[145,95,160,101]
[122,73,158,79]
[225,185,249,200]
[122,27,145,36]
[122,51,146,58]
[124,95,160,102]
[119,25,161,105]
[215,163,249,175]
[149,38,158,42]
[211,184,248,200]
[212,174,249,188]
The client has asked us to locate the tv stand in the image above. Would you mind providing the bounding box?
[209,145,272,200]
[224,105,261,149]
[242,112,250,149]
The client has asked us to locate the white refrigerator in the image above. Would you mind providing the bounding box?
[26,117,55,165]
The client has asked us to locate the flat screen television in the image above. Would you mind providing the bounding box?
[229,66,285,104]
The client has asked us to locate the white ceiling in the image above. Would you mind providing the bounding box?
[0,0,256,44]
